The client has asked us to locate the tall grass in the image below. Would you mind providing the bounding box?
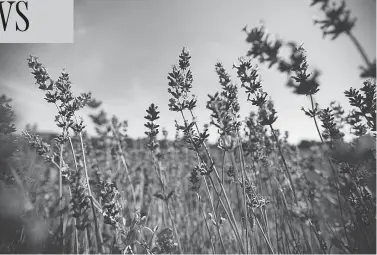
[0,0,375,254]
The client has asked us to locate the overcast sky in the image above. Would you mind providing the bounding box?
[0,0,375,144]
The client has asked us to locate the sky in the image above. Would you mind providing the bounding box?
[0,0,376,144]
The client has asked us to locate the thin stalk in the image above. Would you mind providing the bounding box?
[59,142,64,251]
[77,133,103,213]
[150,152,165,190]
[281,223,294,253]
[281,225,286,253]
[286,218,302,253]
[254,212,275,254]
[85,226,92,253]
[149,147,182,253]
[109,124,137,205]
[228,152,244,219]
[228,151,247,249]
[207,176,244,253]
[262,207,272,249]
[221,150,225,185]
[67,186,79,254]
[204,151,243,239]
[69,135,103,217]
[202,177,227,253]
[269,125,297,203]
[79,133,93,197]
[68,137,79,171]
[237,138,250,254]
[215,150,226,213]
[198,194,217,254]
[149,152,167,228]
[67,137,80,254]
[166,204,183,254]
[89,196,104,254]
[118,153,136,204]
[275,212,280,253]
[300,221,312,253]
[310,95,325,143]
[308,219,327,254]
[52,103,67,252]
[347,31,372,67]
[74,222,79,254]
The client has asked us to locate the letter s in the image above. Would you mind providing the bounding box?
[16,1,28,32]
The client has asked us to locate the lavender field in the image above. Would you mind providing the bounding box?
[0,0,376,254]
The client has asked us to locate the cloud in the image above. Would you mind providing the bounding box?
[75,27,88,37]
[76,56,104,80]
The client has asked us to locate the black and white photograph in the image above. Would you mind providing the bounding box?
[0,0,376,254]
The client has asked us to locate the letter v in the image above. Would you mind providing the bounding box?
[0,1,15,31]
